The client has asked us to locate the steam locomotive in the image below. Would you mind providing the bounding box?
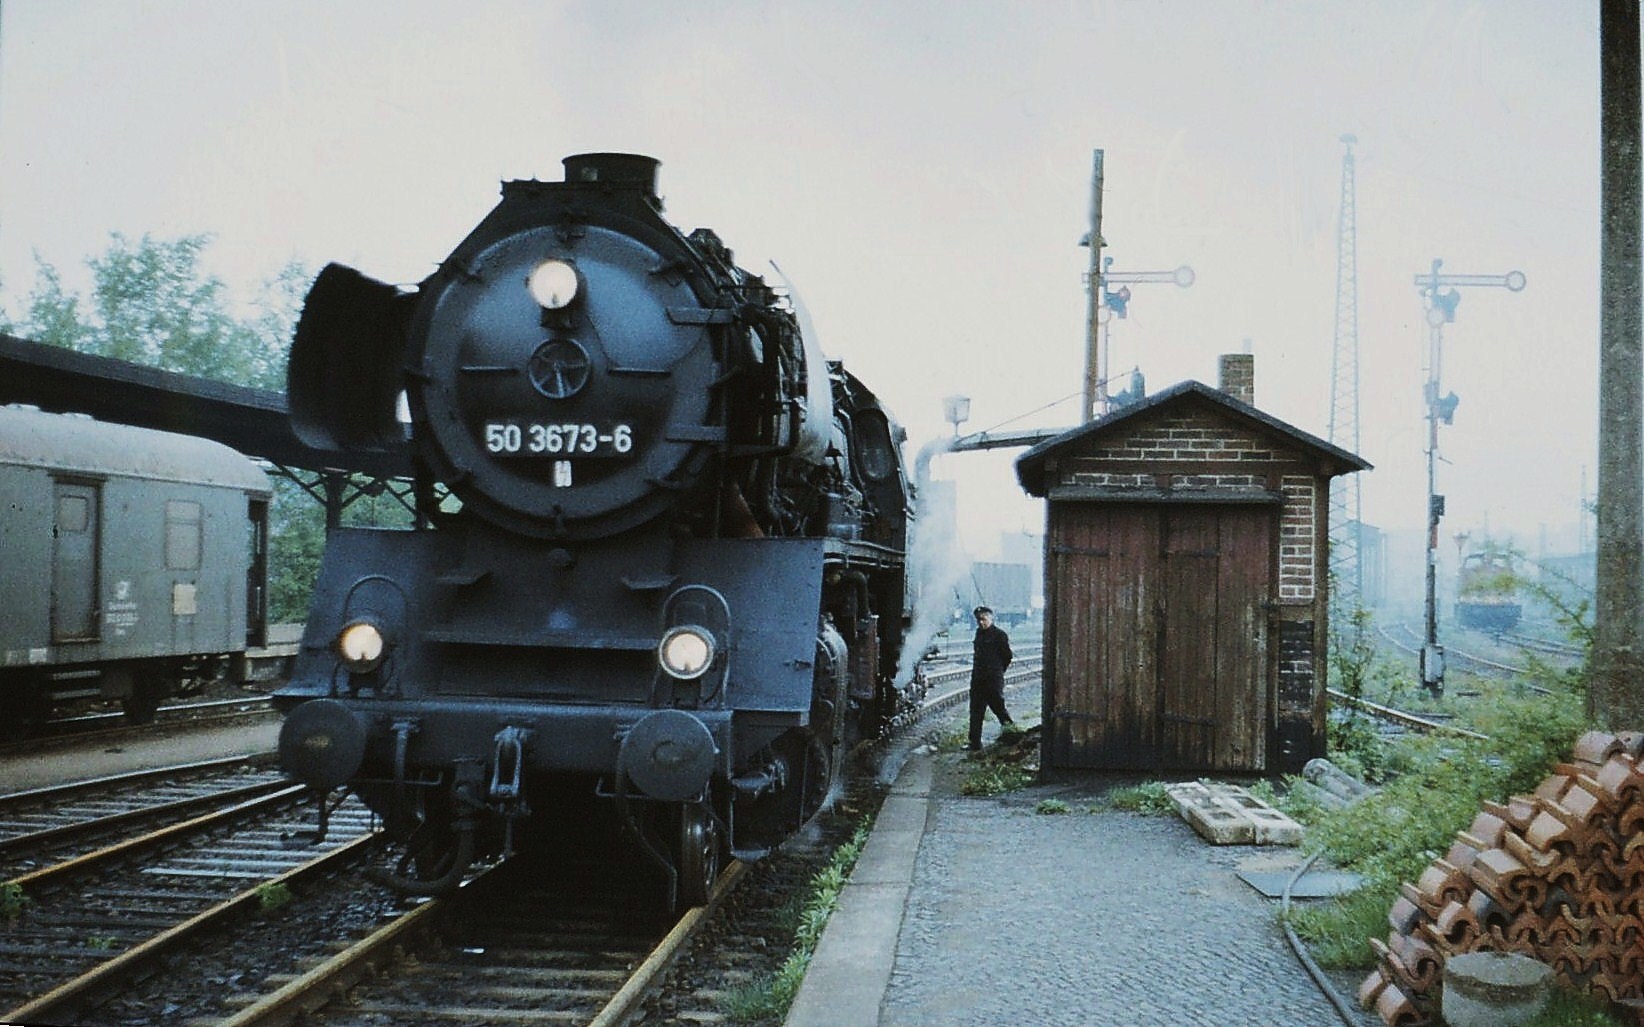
[274,154,915,906]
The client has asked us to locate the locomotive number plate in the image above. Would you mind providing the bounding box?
[483,422,634,456]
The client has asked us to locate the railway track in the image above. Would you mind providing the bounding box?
[0,648,1035,1027]
[1334,619,1592,744]
[1379,620,1556,695]
[0,691,280,765]
[0,755,291,873]
[205,856,741,1027]
[1325,687,1490,741]
[1498,629,1586,660]
[163,651,1034,1027]
[47,691,277,734]
[0,775,376,1025]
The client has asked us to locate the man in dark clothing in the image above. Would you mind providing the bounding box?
[968,605,1015,751]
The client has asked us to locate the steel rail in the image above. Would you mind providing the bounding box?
[0,777,291,858]
[1,831,377,1026]
[1500,632,1585,658]
[35,694,277,739]
[586,859,751,1027]
[1325,688,1489,741]
[922,659,1042,712]
[1381,620,1554,694]
[213,861,483,1027]
[218,857,752,1027]
[3,784,306,893]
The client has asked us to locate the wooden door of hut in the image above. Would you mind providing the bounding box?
[1045,501,1274,772]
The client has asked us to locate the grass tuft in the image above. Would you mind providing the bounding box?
[1105,781,1177,816]
[723,822,871,1023]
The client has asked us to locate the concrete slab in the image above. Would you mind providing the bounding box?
[1237,869,1365,899]
[1166,781,1303,846]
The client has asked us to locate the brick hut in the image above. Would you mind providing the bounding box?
[1014,355,1369,774]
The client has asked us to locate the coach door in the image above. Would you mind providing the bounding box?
[246,497,269,647]
[51,480,101,642]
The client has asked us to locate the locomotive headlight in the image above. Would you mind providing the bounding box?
[336,620,387,673]
[528,259,580,310]
[658,626,715,680]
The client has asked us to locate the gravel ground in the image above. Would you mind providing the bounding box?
[875,684,1376,1027]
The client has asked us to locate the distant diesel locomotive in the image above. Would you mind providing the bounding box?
[1455,548,1522,634]
[275,154,915,905]
[0,404,271,737]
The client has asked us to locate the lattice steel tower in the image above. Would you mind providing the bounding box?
[1327,134,1363,613]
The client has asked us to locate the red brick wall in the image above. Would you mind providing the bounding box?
[1054,407,1321,602]
[1279,475,1316,601]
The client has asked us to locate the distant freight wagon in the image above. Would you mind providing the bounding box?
[0,404,271,735]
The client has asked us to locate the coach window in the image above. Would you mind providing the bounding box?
[166,500,202,571]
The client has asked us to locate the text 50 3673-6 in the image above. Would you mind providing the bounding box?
[483,422,634,457]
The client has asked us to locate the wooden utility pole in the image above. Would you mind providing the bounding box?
[1592,0,1644,728]
[1081,149,1105,423]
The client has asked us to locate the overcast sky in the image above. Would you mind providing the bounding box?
[0,1,1602,565]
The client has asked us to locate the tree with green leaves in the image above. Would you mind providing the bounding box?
[7,232,328,622]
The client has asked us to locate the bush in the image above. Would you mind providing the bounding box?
[1307,692,1583,891]
[1290,690,1591,980]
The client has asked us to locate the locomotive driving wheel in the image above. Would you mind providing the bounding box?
[675,801,722,908]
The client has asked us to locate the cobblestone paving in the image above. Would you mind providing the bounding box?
[879,771,1366,1027]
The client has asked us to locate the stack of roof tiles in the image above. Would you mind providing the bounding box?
[1357,730,1644,1026]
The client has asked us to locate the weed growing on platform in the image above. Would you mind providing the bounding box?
[1309,691,1582,892]
[1105,781,1175,815]
[724,822,871,1023]
[1522,989,1625,1027]
[1278,886,1389,968]
[959,760,1033,796]
[1034,798,1070,815]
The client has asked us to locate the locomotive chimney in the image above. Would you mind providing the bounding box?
[1218,352,1255,406]
[562,153,661,199]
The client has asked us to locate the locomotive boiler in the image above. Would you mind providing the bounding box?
[275,154,914,905]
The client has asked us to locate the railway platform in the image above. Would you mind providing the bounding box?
[0,716,278,792]
[787,742,1378,1027]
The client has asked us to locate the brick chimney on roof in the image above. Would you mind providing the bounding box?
[1218,353,1255,406]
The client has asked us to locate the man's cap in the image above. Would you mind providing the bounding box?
[974,606,992,617]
